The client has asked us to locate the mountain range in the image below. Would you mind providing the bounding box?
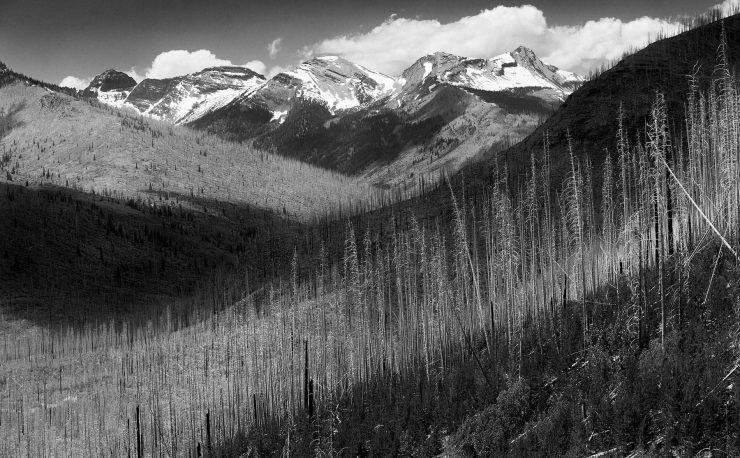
[83,47,583,187]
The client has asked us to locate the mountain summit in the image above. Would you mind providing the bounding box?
[124,66,265,124]
[82,69,137,106]
[84,47,581,126]
[83,66,265,124]
[84,69,137,94]
[282,56,398,112]
[397,47,582,103]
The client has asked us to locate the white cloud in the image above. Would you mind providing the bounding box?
[143,49,233,79]
[123,49,268,80]
[268,38,283,59]
[304,5,684,75]
[265,65,288,79]
[59,75,91,90]
[125,68,145,83]
[244,60,267,76]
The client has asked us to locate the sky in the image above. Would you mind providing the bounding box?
[0,0,736,90]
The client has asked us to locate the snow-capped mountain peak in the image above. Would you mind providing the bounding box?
[398,47,583,99]
[86,65,266,123]
[85,47,583,127]
[83,69,137,107]
[280,55,398,112]
[84,69,137,94]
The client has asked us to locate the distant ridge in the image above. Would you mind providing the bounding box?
[82,47,583,127]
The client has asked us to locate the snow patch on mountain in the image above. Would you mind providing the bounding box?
[270,110,288,123]
[96,89,131,108]
[422,62,433,80]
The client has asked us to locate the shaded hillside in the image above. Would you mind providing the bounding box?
[194,83,551,185]
[470,14,740,194]
[0,182,309,324]
[252,91,473,175]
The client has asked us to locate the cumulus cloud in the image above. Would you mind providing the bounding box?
[59,75,92,90]
[124,49,268,80]
[268,38,283,59]
[143,49,233,79]
[244,60,267,76]
[265,65,288,79]
[125,68,145,83]
[304,5,683,75]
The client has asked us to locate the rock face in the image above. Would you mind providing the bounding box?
[83,70,137,107]
[124,78,180,112]
[85,70,137,94]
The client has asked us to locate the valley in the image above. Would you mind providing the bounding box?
[1,4,740,458]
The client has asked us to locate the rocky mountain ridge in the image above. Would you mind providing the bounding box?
[82,47,583,188]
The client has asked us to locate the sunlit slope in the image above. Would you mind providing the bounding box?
[0,82,381,220]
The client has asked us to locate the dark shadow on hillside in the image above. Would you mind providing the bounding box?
[0,183,313,327]
[466,87,557,115]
